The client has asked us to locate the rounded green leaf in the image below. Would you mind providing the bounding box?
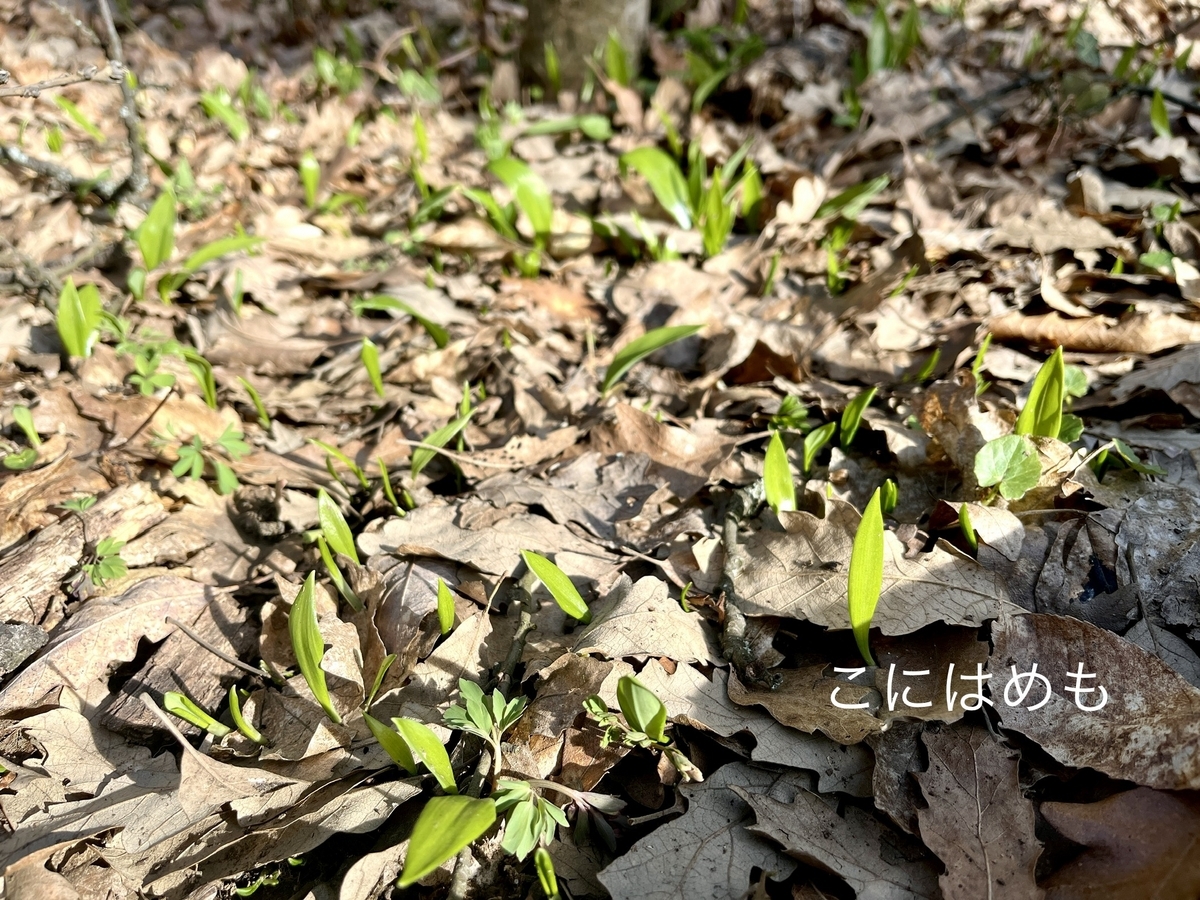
[848,488,884,667]
[136,189,177,270]
[974,435,1041,500]
[616,675,667,743]
[520,550,590,623]
[601,324,702,395]
[398,795,496,888]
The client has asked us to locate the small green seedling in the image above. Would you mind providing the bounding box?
[494,778,568,861]
[360,338,385,397]
[602,324,702,396]
[584,675,701,781]
[1014,346,1064,439]
[288,572,342,724]
[1151,89,1172,138]
[163,691,231,738]
[411,410,474,478]
[770,395,809,432]
[880,478,898,516]
[316,536,361,612]
[443,678,527,781]
[82,538,127,588]
[437,577,456,635]
[398,795,497,888]
[309,439,370,490]
[233,870,280,897]
[958,503,978,554]
[535,847,560,899]
[52,96,105,143]
[376,457,407,517]
[3,406,41,470]
[200,87,250,140]
[763,432,796,514]
[802,421,837,474]
[363,653,395,711]
[168,424,251,495]
[621,146,693,229]
[56,278,103,358]
[228,686,268,745]
[129,349,176,396]
[974,434,1041,502]
[299,151,320,208]
[365,713,457,792]
[840,387,877,447]
[317,489,359,564]
[520,550,591,623]
[489,157,554,251]
[971,332,993,396]
[847,487,884,666]
[237,377,272,429]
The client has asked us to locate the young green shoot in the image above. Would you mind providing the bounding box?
[802,421,837,474]
[228,686,269,745]
[848,487,884,667]
[880,478,898,516]
[288,572,342,724]
[958,503,978,554]
[762,432,796,514]
[360,338,385,397]
[82,538,127,587]
[299,151,320,208]
[840,386,877,447]
[56,278,103,358]
[309,439,370,489]
[163,691,232,738]
[376,456,406,517]
[535,847,560,899]
[317,488,359,564]
[584,675,702,781]
[443,678,527,783]
[237,377,272,429]
[437,577,456,635]
[1014,346,1065,439]
[602,324,702,396]
[520,550,591,623]
[620,147,693,229]
[411,410,474,478]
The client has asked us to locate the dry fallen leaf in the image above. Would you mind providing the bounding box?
[0,577,215,715]
[990,612,1200,790]
[914,724,1043,900]
[736,499,1007,634]
[1041,787,1200,900]
[597,762,801,900]
[735,780,941,899]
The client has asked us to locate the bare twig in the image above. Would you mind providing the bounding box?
[166,615,265,678]
[0,142,124,201]
[95,0,147,197]
[0,66,106,99]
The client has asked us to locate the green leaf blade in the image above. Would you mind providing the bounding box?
[1014,346,1064,438]
[762,432,796,514]
[840,386,877,447]
[489,156,554,240]
[847,487,884,667]
[392,717,458,793]
[399,796,496,888]
[602,324,702,395]
[521,550,590,622]
[620,147,693,229]
[287,572,341,724]
[317,488,359,564]
[437,577,455,635]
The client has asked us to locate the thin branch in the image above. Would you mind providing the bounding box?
[0,142,124,201]
[166,615,265,678]
[0,66,105,99]
[95,0,147,197]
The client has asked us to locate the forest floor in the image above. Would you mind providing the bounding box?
[3,0,1200,898]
